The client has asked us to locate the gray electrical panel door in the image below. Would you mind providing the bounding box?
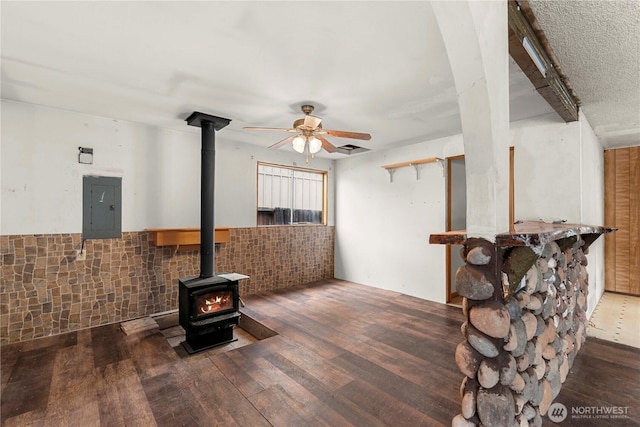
[83,176,122,239]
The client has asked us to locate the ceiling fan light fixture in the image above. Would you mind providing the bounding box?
[245,104,372,160]
[308,136,322,154]
[292,135,306,153]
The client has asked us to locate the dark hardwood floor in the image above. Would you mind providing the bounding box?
[1,279,639,426]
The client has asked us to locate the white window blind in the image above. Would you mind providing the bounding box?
[257,163,325,225]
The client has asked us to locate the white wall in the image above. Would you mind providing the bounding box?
[511,114,583,223]
[334,134,464,303]
[1,100,335,235]
[579,115,605,317]
[335,113,605,308]
[511,113,605,317]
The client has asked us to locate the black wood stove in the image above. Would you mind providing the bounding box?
[179,275,240,353]
[179,112,240,354]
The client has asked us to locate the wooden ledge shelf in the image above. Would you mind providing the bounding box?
[428,229,467,246]
[147,228,231,254]
[382,157,443,182]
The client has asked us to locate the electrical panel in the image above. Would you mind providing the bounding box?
[82,176,122,239]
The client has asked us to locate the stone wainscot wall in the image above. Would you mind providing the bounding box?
[1,226,334,344]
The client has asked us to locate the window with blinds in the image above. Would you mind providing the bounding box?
[257,162,326,226]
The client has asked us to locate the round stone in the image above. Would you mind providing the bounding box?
[534,360,546,380]
[467,324,500,358]
[522,403,537,420]
[461,321,468,338]
[542,345,556,360]
[478,358,500,388]
[559,355,570,383]
[508,318,528,358]
[510,372,526,392]
[541,294,554,319]
[531,412,543,427]
[504,323,518,352]
[525,294,543,312]
[499,353,517,386]
[469,302,511,339]
[536,258,549,274]
[521,312,537,340]
[514,393,526,415]
[533,339,544,366]
[520,370,533,401]
[539,380,554,415]
[516,292,530,308]
[452,414,476,427]
[516,414,528,427]
[477,386,515,427]
[459,376,468,399]
[549,372,562,399]
[525,266,539,294]
[456,266,495,300]
[505,296,522,320]
[516,352,530,372]
[455,341,482,378]
[541,244,554,260]
[528,375,543,406]
[461,390,476,419]
[535,315,546,336]
[466,246,492,265]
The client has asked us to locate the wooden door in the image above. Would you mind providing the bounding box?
[604,146,640,295]
[446,155,466,303]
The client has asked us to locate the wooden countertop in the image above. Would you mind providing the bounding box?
[429,221,615,247]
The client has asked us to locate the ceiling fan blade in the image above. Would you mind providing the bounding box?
[269,135,296,149]
[317,136,337,153]
[325,129,372,140]
[243,126,296,132]
[303,115,322,130]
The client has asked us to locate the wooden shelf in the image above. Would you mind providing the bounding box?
[147,227,230,253]
[382,157,442,170]
[381,157,443,181]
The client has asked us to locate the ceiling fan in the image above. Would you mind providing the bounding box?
[243,105,372,162]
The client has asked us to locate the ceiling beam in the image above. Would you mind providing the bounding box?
[508,0,580,122]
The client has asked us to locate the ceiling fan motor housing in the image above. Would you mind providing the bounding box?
[293,118,322,131]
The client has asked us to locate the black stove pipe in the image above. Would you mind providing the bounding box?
[200,121,215,277]
[186,112,231,279]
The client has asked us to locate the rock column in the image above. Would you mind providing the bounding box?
[452,237,590,427]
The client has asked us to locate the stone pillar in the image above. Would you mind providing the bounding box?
[431,1,510,240]
[452,236,591,426]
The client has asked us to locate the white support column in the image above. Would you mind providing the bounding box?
[431,1,510,241]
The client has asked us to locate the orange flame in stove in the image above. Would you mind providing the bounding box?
[198,293,231,314]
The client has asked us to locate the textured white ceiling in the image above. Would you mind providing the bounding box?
[0,1,464,157]
[528,0,640,148]
[3,1,634,157]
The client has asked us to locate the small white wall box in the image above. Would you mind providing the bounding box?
[78,147,93,164]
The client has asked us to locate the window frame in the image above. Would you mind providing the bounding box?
[256,161,328,226]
